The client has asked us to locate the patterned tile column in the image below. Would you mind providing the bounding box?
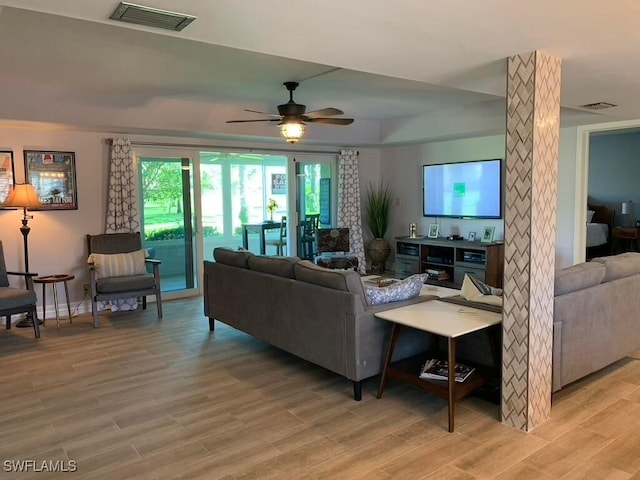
[502,51,561,431]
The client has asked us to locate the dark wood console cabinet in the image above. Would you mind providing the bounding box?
[395,236,504,288]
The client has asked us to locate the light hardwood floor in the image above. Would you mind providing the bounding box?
[1,297,640,480]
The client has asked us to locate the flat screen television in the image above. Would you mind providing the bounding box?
[423,159,502,219]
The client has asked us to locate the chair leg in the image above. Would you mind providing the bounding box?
[142,296,147,310]
[5,315,10,330]
[156,292,163,319]
[92,299,100,328]
[32,311,40,339]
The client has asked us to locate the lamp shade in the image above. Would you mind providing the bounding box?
[5,184,42,209]
[279,121,306,144]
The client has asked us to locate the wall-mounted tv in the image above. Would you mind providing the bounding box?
[423,159,502,219]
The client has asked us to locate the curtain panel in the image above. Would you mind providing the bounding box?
[102,137,140,311]
[337,149,366,274]
[106,138,139,234]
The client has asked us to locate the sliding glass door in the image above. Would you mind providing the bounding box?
[293,155,336,260]
[200,152,288,259]
[137,151,199,296]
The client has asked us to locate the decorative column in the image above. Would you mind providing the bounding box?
[502,51,561,431]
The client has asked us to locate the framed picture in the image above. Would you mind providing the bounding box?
[467,231,476,242]
[24,150,78,210]
[481,226,495,243]
[427,223,440,238]
[0,150,15,207]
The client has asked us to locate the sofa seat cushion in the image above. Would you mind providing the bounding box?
[294,260,367,308]
[96,274,155,294]
[0,287,37,309]
[213,247,253,268]
[555,262,605,296]
[364,274,428,305]
[592,252,640,282]
[248,255,300,278]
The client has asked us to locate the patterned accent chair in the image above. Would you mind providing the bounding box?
[0,240,40,338]
[86,233,162,327]
[314,228,359,271]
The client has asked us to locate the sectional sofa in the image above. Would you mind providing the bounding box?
[203,247,437,400]
[553,252,640,391]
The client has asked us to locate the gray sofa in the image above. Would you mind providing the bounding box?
[553,252,640,392]
[203,247,437,400]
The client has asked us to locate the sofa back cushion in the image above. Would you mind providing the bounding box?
[592,252,640,282]
[213,247,253,268]
[247,255,300,278]
[294,260,367,308]
[555,262,605,296]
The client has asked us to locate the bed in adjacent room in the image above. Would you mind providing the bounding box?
[586,203,614,259]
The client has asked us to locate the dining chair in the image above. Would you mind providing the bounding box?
[265,216,287,256]
[300,213,320,260]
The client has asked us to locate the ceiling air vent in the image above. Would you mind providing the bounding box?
[580,101,618,110]
[109,2,196,31]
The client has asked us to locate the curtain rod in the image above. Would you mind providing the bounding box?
[126,140,341,155]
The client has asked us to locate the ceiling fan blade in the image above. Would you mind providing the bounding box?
[305,117,354,125]
[304,107,344,118]
[226,119,280,123]
[244,109,281,117]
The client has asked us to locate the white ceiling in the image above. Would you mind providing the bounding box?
[0,1,638,145]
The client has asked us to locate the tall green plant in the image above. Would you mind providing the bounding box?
[365,183,393,239]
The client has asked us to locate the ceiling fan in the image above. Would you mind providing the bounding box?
[226,81,354,144]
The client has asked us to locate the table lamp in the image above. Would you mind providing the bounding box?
[5,183,42,327]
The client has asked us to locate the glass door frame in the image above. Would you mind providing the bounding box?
[288,154,337,258]
[134,147,202,300]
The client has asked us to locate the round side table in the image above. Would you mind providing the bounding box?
[34,274,75,329]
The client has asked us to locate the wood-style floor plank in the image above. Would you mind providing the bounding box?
[1,297,639,479]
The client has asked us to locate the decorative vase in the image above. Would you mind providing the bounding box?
[367,238,391,274]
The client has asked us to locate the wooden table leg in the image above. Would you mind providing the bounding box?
[377,323,400,399]
[447,336,456,432]
[242,227,249,250]
[41,283,47,327]
[64,280,73,324]
[52,283,61,330]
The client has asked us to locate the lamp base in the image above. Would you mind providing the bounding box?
[15,313,44,328]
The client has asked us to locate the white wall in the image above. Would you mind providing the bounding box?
[380,128,581,269]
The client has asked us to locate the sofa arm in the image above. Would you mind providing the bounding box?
[346,295,438,382]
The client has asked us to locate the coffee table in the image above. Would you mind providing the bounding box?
[375,299,502,432]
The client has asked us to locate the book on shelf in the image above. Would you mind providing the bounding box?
[419,359,475,383]
[426,269,450,281]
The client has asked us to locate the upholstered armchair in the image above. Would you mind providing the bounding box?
[86,233,162,328]
[0,240,40,338]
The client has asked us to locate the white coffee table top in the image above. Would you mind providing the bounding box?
[375,299,502,338]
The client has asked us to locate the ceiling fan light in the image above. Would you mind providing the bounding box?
[279,121,306,144]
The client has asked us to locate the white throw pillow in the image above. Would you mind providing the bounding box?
[460,274,503,307]
[88,250,147,279]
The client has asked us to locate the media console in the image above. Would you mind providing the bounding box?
[395,236,504,288]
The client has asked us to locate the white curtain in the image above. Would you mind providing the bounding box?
[106,138,139,234]
[337,149,366,274]
[101,137,140,311]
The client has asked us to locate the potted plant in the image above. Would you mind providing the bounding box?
[267,198,278,222]
[365,182,393,273]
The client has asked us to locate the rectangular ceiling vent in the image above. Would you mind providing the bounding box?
[580,101,618,110]
[109,2,196,32]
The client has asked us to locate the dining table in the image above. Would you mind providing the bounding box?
[241,221,282,254]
